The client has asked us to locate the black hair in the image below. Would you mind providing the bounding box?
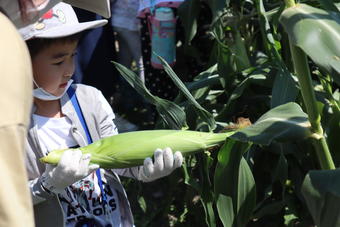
[26,33,82,58]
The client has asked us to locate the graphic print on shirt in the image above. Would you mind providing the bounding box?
[59,173,120,225]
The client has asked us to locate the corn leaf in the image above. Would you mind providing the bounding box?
[200,154,216,227]
[216,194,234,227]
[202,201,216,227]
[112,61,187,129]
[186,74,220,92]
[230,102,312,145]
[178,0,200,45]
[327,112,340,165]
[187,64,220,103]
[214,139,255,227]
[157,54,216,131]
[317,0,339,12]
[207,0,230,24]
[280,4,340,86]
[255,0,299,107]
[302,169,340,227]
[217,71,267,121]
[173,64,218,105]
[271,67,299,108]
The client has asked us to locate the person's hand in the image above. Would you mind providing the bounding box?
[40,149,99,194]
[138,147,183,182]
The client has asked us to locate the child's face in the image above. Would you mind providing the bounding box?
[32,40,78,97]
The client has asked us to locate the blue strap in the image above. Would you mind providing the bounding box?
[150,0,156,15]
[66,86,108,212]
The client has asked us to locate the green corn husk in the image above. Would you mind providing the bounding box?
[40,129,234,169]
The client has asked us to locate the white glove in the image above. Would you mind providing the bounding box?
[138,147,183,182]
[40,149,99,194]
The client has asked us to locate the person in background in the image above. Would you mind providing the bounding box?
[73,5,140,132]
[110,0,147,132]
[0,0,110,226]
[72,7,117,97]
[20,3,183,226]
[111,0,144,82]
[137,0,184,101]
[0,2,34,226]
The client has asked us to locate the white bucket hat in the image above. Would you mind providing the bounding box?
[19,2,107,41]
[0,0,110,28]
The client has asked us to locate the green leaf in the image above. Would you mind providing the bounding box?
[207,0,230,24]
[195,64,218,80]
[253,200,285,220]
[284,213,299,226]
[327,112,340,166]
[201,200,216,227]
[237,158,256,227]
[279,3,340,86]
[182,160,201,192]
[216,194,234,227]
[217,43,234,89]
[112,61,187,129]
[318,0,340,12]
[184,66,220,102]
[214,140,250,196]
[178,0,200,45]
[156,54,216,131]
[186,74,220,92]
[216,67,270,121]
[271,66,299,108]
[138,196,147,213]
[256,0,279,60]
[272,152,288,185]
[226,74,267,108]
[188,75,220,102]
[232,30,251,71]
[214,139,255,227]
[231,102,312,145]
[200,154,216,227]
[187,64,219,100]
[302,169,340,227]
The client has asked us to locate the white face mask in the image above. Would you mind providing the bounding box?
[33,79,73,101]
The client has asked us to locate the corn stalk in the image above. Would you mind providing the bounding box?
[284,0,335,170]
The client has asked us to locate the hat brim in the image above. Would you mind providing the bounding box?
[65,0,111,18]
[33,19,107,39]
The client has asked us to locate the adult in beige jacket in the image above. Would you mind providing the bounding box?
[0,1,110,226]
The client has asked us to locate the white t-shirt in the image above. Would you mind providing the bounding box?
[33,114,122,227]
[33,114,78,153]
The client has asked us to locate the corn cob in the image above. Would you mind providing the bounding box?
[40,129,234,169]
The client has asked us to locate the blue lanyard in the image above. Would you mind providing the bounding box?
[150,0,156,15]
[66,86,108,215]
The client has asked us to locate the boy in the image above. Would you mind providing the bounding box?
[19,3,183,227]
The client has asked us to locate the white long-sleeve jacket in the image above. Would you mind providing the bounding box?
[25,84,141,227]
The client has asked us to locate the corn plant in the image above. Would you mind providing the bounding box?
[108,0,340,226]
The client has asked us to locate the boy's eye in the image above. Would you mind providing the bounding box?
[52,61,64,66]
[51,53,76,65]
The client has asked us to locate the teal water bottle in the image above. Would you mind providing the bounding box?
[150,7,176,69]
